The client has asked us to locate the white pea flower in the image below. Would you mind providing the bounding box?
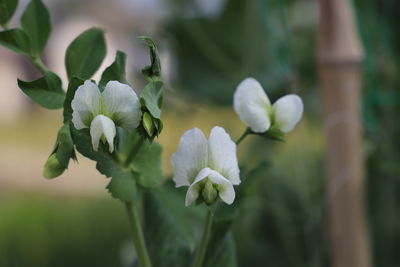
[171,126,241,206]
[71,80,142,153]
[234,77,304,133]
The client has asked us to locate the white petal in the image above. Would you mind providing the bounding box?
[90,115,116,153]
[71,80,101,129]
[208,126,240,185]
[233,77,271,133]
[273,94,303,133]
[207,171,235,205]
[102,81,142,130]
[185,168,235,206]
[185,167,212,206]
[171,128,208,187]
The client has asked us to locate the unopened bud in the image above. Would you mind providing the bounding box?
[43,154,65,179]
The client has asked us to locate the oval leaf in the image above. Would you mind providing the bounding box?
[65,28,106,80]
[17,72,65,109]
[99,50,127,88]
[0,0,19,26]
[20,0,50,55]
[0,28,31,55]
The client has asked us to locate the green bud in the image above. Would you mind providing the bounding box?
[142,111,155,137]
[201,179,218,205]
[43,154,65,179]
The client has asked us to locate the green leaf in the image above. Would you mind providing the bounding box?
[140,80,164,119]
[99,50,127,88]
[0,28,31,55]
[138,36,161,80]
[63,77,84,122]
[106,174,137,202]
[20,0,50,55]
[142,112,155,137]
[17,71,65,109]
[71,127,138,202]
[0,0,18,26]
[65,28,106,80]
[118,130,163,188]
[143,188,192,267]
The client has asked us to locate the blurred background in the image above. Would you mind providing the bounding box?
[0,0,399,266]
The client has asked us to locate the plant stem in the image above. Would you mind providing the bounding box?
[31,56,50,74]
[125,202,152,267]
[192,209,213,267]
[235,128,251,145]
[124,137,145,167]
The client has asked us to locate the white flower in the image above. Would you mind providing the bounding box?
[71,80,142,153]
[171,126,241,206]
[234,77,303,133]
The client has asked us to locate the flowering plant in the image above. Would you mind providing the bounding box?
[0,0,303,266]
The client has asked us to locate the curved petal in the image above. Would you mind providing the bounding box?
[71,80,101,129]
[208,171,235,205]
[233,77,271,133]
[102,81,142,130]
[172,128,208,187]
[185,168,236,206]
[273,94,303,133]
[90,115,116,153]
[208,126,240,185]
[185,167,212,206]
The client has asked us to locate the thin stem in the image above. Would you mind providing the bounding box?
[124,137,145,167]
[31,56,51,74]
[192,210,213,267]
[235,128,251,145]
[125,202,152,267]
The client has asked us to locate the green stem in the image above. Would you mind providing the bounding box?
[235,128,251,145]
[125,202,152,267]
[192,210,213,267]
[124,137,145,167]
[31,56,50,74]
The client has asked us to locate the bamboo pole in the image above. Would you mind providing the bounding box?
[317,1,371,267]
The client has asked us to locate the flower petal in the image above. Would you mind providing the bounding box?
[102,81,142,130]
[233,77,271,133]
[185,168,235,206]
[185,167,212,206]
[207,171,235,205]
[90,115,116,153]
[208,126,240,185]
[71,80,101,129]
[273,94,303,133]
[172,128,208,187]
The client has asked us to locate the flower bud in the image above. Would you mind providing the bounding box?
[43,154,65,179]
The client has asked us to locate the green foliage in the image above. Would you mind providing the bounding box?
[141,81,164,119]
[0,28,31,55]
[17,72,65,109]
[139,36,161,80]
[143,187,192,267]
[53,123,75,168]
[21,0,50,55]
[63,77,84,122]
[65,28,106,80]
[0,0,18,26]
[99,51,127,88]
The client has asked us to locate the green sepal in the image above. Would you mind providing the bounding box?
[257,127,286,142]
[65,28,106,80]
[142,112,155,137]
[20,0,50,55]
[99,50,127,88]
[63,77,84,122]
[138,36,161,80]
[140,80,164,119]
[0,28,31,55]
[43,153,65,179]
[0,0,19,26]
[17,72,65,109]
